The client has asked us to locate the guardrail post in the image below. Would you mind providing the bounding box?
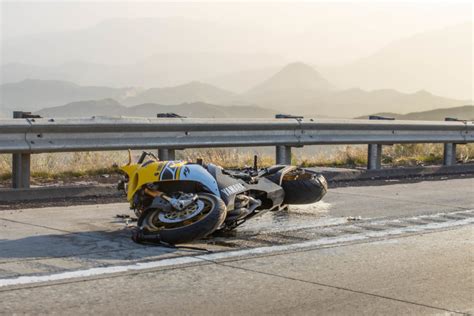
[367,115,394,170]
[443,117,459,166]
[274,114,302,165]
[156,113,181,161]
[11,111,38,188]
[158,148,176,161]
[367,144,382,170]
[443,143,457,166]
[12,153,30,189]
[276,146,291,165]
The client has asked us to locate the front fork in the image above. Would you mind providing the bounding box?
[144,188,197,211]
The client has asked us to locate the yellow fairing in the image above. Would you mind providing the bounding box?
[120,161,187,201]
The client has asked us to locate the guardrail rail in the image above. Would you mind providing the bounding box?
[0,115,472,188]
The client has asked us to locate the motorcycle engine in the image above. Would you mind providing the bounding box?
[234,194,250,209]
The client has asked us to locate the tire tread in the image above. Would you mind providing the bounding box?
[282,175,327,205]
[138,193,226,244]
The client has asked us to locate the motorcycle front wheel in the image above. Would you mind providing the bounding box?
[137,193,227,244]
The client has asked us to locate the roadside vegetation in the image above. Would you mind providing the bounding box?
[0,144,472,185]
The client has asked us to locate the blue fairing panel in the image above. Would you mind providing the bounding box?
[177,163,220,196]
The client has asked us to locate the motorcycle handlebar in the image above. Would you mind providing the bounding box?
[137,151,159,164]
[137,151,148,164]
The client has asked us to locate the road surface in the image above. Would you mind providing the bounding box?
[0,178,473,315]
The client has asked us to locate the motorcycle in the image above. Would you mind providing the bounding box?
[119,151,328,244]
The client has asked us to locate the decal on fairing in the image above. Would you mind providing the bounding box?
[183,166,190,177]
[154,161,187,181]
[150,161,219,196]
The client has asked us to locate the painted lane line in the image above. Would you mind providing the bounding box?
[0,217,472,288]
[0,256,203,288]
[201,217,474,261]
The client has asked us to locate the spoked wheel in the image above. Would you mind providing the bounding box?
[137,193,226,244]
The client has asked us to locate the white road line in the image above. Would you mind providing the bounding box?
[0,256,203,288]
[202,217,474,261]
[1,217,472,288]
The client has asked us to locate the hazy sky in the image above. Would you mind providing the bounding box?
[0,0,472,102]
[1,1,472,64]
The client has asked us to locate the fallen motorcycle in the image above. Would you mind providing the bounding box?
[119,151,327,244]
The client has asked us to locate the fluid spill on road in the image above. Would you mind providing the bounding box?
[235,201,345,234]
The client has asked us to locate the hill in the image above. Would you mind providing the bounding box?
[0,53,287,89]
[4,63,470,118]
[129,103,275,118]
[242,62,335,113]
[322,23,473,100]
[246,62,334,95]
[2,18,471,99]
[309,88,469,118]
[358,105,474,121]
[0,79,240,112]
[36,99,126,118]
[35,100,277,118]
[1,17,286,87]
[123,81,237,106]
[0,79,133,111]
[242,63,469,118]
[204,66,282,93]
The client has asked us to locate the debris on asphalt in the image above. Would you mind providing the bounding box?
[116,214,137,227]
[347,216,362,221]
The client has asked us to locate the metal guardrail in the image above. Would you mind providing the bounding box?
[0,115,473,188]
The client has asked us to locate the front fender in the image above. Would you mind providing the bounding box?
[264,165,297,185]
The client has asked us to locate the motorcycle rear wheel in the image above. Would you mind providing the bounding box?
[137,193,226,244]
[281,170,328,205]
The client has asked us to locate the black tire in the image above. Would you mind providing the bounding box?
[137,193,226,244]
[282,172,328,205]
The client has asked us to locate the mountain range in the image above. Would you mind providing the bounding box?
[0,79,135,110]
[1,20,471,99]
[359,105,474,121]
[0,79,237,112]
[239,63,470,117]
[35,99,276,118]
[1,62,471,118]
[321,23,473,100]
[123,81,237,106]
[1,17,288,88]
[0,53,287,90]
[35,100,473,122]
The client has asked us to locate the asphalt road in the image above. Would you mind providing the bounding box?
[0,177,473,315]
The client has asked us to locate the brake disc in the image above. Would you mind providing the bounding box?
[158,200,205,223]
